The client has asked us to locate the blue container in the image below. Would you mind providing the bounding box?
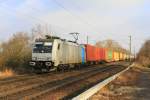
[81,46,86,64]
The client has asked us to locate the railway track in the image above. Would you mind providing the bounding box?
[0,63,128,100]
[0,65,108,94]
[36,65,126,100]
[0,62,120,93]
[0,61,125,86]
[0,64,101,86]
[0,64,108,96]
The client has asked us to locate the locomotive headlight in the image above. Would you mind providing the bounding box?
[29,61,36,66]
[45,62,51,66]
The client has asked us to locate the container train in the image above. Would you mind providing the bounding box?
[29,36,130,72]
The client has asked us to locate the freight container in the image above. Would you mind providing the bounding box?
[99,48,105,61]
[85,44,100,63]
[80,45,86,64]
[105,49,113,62]
[113,51,119,61]
[119,52,123,60]
[95,47,100,61]
[105,49,108,61]
[102,48,106,60]
[113,51,116,61]
[122,53,124,60]
[85,44,94,62]
[109,50,113,61]
[116,52,120,61]
[123,53,125,60]
[113,51,115,61]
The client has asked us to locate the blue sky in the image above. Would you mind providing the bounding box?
[0,0,150,53]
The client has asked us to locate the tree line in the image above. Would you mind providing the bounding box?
[0,33,32,73]
[136,39,150,67]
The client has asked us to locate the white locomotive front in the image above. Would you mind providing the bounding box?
[29,39,55,72]
[29,36,83,72]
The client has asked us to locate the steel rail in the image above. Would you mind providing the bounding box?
[0,65,113,99]
[24,66,120,100]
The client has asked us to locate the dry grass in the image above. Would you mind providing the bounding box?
[90,68,140,100]
[0,69,15,79]
[113,70,139,86]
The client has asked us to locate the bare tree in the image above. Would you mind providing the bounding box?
[95,41,103,47]
[0,32,32,73]
[31,24,53,41]
[136,39,150,67]
[96,39,122,50]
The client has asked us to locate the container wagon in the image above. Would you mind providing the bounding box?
[85,44,100,64]
[99,48,106,62]
[105,49,113,62]
[29,35,130,72]
[113,51,120,61]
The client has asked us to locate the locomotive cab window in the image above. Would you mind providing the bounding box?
[33,42,53,53]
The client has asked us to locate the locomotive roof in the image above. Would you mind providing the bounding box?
[35,38,54,42]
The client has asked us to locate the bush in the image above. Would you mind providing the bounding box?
[0,32,32,73]
[136,40,150,67]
